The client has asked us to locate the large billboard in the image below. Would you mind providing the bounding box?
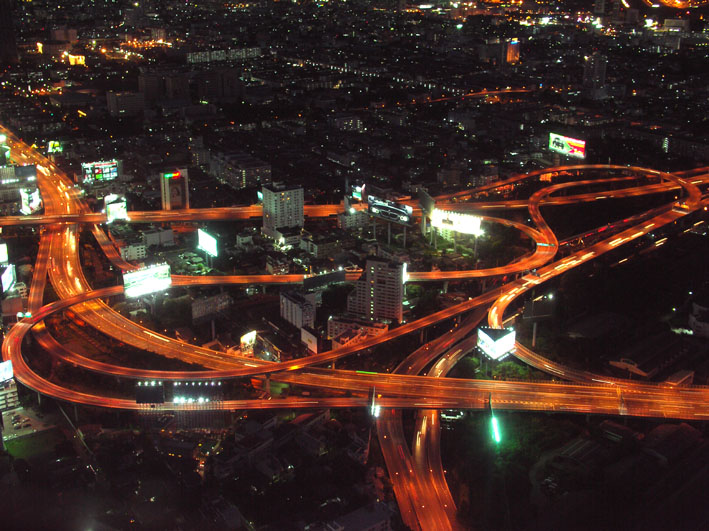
[0,360,12,382]
[549,133,586,159]
[47,140,63,154]
[123,263,171,298]
[418,189,436,217]
[81,160,120,184]
[104,194,128,223]
[1,264,16,293]
[197,229,218,258]
[367,195,413,225]
[192,292,232,321]
[0,241,7,265]
[477,327,516,360]
[19,188,42,215]
[430,209,483,236]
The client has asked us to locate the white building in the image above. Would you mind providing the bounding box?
[280,291,317,329]
[262,183,304,239]
[210,151,271,190]
[120,242,147,261]
[347,258,405,323]
[143,228,174,248]
[327,315,388,340]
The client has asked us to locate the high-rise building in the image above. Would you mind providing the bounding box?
[160,169,189,210]
[347,258,405,323]
[280,291,317,329]
[106,91,145,117]
[583,52,608,100]
[262,183,303,239]
[0,0,18,65]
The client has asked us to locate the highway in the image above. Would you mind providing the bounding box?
[4,123,709,530]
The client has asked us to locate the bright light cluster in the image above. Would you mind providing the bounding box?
[430,209,483,236]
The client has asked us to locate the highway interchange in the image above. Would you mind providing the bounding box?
[2,124,709,529]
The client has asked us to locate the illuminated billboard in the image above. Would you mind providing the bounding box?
[477,327,516,360]
[352,184,365,201]
[367,195,413,225]
[0,360,12,382]
[197,229,218,257]
[104,194,128,223]
[0,241,7,264]
[81,160,120,184]
[549,133,586,159]
[19,188,42,215]
[430,209,483,236]
[240,330,257,351]
[47,140,63,153]
[1,264,16,293]
[123,263,171,298]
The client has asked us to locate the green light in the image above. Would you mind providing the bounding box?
[356,370,378,375]
[491,416,501,443]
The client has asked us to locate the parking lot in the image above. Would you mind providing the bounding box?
[2,406,55,443]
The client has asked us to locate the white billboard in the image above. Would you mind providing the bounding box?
[549,133,586,159]
[197,229,218,258]
[123,263,171,298]
[431,209,483,236]
[1,264,16,293]
[0,360,12,382]
[104,194,128,223]
[0,241,7,265]
[477,327,516,360]
[19,188,42,215]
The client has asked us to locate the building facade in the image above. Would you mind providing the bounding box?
[262,183,304,239]
[347,258,405,323]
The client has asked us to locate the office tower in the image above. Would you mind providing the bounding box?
[583,52,608,100]
[0,0,18,65]
[347,258,405,323]
[593,0,606,16]
[262,183,303,239]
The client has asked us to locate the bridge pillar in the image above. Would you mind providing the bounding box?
[387,222,391,245]
[402,226,406,248]
[264,375,271,396]
[36,391,41,406]
[443,281,449,293]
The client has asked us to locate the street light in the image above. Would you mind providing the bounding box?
[491,416,502,444]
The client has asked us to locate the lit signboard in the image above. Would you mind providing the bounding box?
[47,140,63,153]
[549,133,586,159]
[352,184,365,201]
[367,195,413,225]
[0,360,12,382]
[81,160,119,184]
[1,264,16,293]
[104,194,128,223]
[477,327,516,360]
[197,229,218,258]
[19,188,42,215]
[0,241,7,265]
[240,330,257,354]
[430,209,483,236]
[123,263,171,298]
